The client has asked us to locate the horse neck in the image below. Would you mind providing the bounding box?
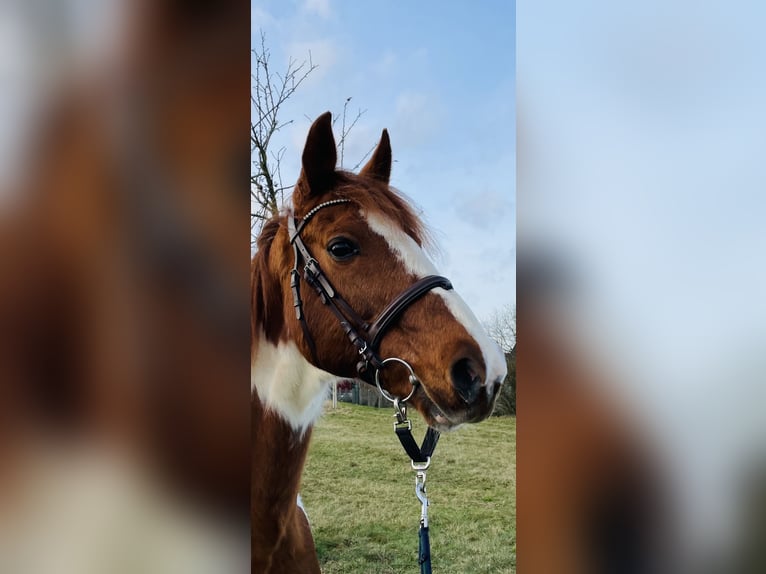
[251,250,338,435]
[251,281,338,570]
[251,391,314,564]
[251,242,337,557]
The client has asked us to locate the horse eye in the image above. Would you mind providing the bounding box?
[327,238,359,261]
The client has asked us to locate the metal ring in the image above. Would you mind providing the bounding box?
[375,357,420,404]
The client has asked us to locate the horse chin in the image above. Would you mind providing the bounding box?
[411,386,494,432]
[427,411,463,433]
[413,392,466,432]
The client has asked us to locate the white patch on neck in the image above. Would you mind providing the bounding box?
[363,210,508,390]
[296,493,310,526]
[252,334,338,435]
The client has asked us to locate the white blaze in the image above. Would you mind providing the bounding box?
[363,210,507,391]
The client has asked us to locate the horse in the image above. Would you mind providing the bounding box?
[516,258,668,573]
[0,1,249,570]
[251,112,508,572]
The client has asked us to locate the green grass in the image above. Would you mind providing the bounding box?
[301,402,516,573]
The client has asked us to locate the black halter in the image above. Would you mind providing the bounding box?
[287,199,453,384]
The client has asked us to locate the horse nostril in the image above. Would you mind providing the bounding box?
[450,357,483,404]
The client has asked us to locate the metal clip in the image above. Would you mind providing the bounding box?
[392,399,409,427]
[415,470,429,528]
[393,418,412,432]
[304,258,319,277]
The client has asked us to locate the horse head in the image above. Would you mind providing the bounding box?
[252,112,506,432]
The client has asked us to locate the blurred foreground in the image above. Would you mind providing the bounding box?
[0,1,249,572]
[517,1,766,572]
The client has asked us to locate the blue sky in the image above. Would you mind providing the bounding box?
[252,0,516,321]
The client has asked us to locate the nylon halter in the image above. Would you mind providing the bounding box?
[287,199,453,385]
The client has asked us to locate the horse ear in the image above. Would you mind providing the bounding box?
[360,129,391,184]
[296,111,337,204]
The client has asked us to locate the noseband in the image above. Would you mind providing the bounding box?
[287,199,453,387]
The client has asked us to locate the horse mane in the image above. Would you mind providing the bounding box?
[252,216,284,347]
[256,216,281,251]
[331,171,435,252]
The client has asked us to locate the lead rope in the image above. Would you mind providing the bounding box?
[375,360,440,573]
[410,417,434,574]
[394,402,437,574]
[415,464,431,574]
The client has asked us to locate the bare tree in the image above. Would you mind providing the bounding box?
[251,33,373,243]
[485,303,516,354]
[334,97,371,170]
[485,304,516,416]
[251,31,316,238]
[301,98,371,168]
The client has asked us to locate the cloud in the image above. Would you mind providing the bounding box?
[251,5,276,32]
[392,91,444,147]
[374,50,397,77]
[301,0,331,19]
[285,38,337,84]
[438,234,515,322]
[453,189,514,229]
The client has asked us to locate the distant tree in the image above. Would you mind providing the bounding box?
[485,304,516,416]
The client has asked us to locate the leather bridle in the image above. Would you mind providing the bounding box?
[287,198,453,386]
[288,198,450,574]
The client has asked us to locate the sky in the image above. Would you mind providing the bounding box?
[252,0,516,322]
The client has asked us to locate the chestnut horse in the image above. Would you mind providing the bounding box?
[0,2,249,569]
[516,260,667,573]
[252,112,507,572]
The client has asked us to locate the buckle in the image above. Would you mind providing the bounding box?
[394,418,412,432]
[304,258,319,277]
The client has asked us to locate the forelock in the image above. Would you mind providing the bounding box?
[333,173,436,254]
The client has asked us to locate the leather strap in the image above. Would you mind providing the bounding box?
[290,266,319,364]
[288,210,376,366]
[367,275,453,350]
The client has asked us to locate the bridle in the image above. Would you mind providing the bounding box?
[288,198,451,573]
[287,198,452,388]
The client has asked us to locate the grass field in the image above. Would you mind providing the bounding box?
[301,402,516,573]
